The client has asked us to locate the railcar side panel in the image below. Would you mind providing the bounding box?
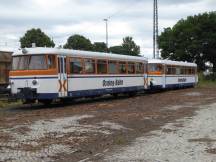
[67,75,145,97]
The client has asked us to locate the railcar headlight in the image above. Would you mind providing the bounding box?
[32,80,38,85]
[9,81,14,85]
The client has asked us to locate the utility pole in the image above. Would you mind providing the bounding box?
[153,0,159,59]
[104,19,108,52]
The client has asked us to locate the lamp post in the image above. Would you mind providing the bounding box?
[104,18,108,52]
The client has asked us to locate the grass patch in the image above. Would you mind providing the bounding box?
[197,73,216,88]
[0,100,22,108]
[114,136,128,145]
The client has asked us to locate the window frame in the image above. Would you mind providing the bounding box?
[128,62,135,74]
[108,60,118,74]
[119,61,127,74]
[69,57,84,74]
[84,58,96,74]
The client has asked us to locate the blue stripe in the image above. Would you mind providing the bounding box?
[165,83,195,88]
[38,93,58,99]
[68,86,144,97]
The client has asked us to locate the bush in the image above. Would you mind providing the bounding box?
[203,73,216,81]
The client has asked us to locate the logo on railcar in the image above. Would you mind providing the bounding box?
[178,78,187,82]
[103,80,123,87]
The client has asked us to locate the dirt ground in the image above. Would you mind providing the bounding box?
[0,87,216,162]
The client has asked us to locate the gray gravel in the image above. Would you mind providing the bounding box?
[105,103,216,162]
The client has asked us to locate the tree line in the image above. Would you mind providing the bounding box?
[20,28,140,56]
[20,11,216,72]
[158,11,216,72]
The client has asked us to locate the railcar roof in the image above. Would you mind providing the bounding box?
[148,59,197,67]
[13,47,148,62]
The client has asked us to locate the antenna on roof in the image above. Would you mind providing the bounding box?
[32,43,36,48]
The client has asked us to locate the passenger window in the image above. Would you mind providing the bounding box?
[166,66,172,75]
[97,60,107,74]
[180,67,185,75]
[135,63,143,74]
[172,67,176,75]
[119,62,127,74]
[48,55,56,69]
[84,59,95,74]
[108,61,118,74]
[128,62,135,74]
[70,58,83,74]
[176,67,181,75]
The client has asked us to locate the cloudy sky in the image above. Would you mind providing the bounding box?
[0,0,215,58]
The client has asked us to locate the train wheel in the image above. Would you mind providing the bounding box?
[128,92,137,97]
[112,93,119,97]
[39,99,53,105]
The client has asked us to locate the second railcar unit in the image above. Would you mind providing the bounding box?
[148,59,198,89]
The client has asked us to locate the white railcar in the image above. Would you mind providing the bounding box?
[9,48,148,104]
[148,59,198,89]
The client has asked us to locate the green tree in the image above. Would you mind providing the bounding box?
[109,36,140,56]
[122,36,140,56]
[20,28,55,48]
[109,46,125,54]
[159,12,216,72]
[64,34,93,51]
[93,42,107,52]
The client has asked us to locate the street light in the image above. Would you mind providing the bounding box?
[103,19,108,52]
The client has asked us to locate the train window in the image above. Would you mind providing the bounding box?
[84,59,95,74]
[48,55,56,69]
[128,62,135,74]
[70,58,83,74]
[29,55,47,70]
[148,64,155,72]
[136,63,143,74]
[172,67,176,75]
[191,68,195,74]
[108,61,118,74]
[12,57,20,70]
[97,60,107,74]
[148,64,162,72]
[180,67,185,74]
[12,56,30,70]
[166,65,172,74]
[119,62,127,74]
[186,67,190,75]
[176,67,181,75]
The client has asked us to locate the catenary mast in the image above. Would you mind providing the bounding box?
[153,0,159,59]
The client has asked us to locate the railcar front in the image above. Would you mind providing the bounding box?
[9,49,59,104]
[147,59,198,90]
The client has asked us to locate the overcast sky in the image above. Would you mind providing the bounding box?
[0,0,215,58]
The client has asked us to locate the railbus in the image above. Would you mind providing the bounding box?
[9,48,148,104]
[148,59,198,89]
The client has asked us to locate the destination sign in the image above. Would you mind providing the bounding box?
[103,80,123,87]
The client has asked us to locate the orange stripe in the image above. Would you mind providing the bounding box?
[63,80,67,91]
[58,80,63,92]
[9,69,58,76]
[148,71,162,75]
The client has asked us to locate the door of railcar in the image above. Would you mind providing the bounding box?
[162,64,166,88]
[144,63,148,89]
[58,56,68,97]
